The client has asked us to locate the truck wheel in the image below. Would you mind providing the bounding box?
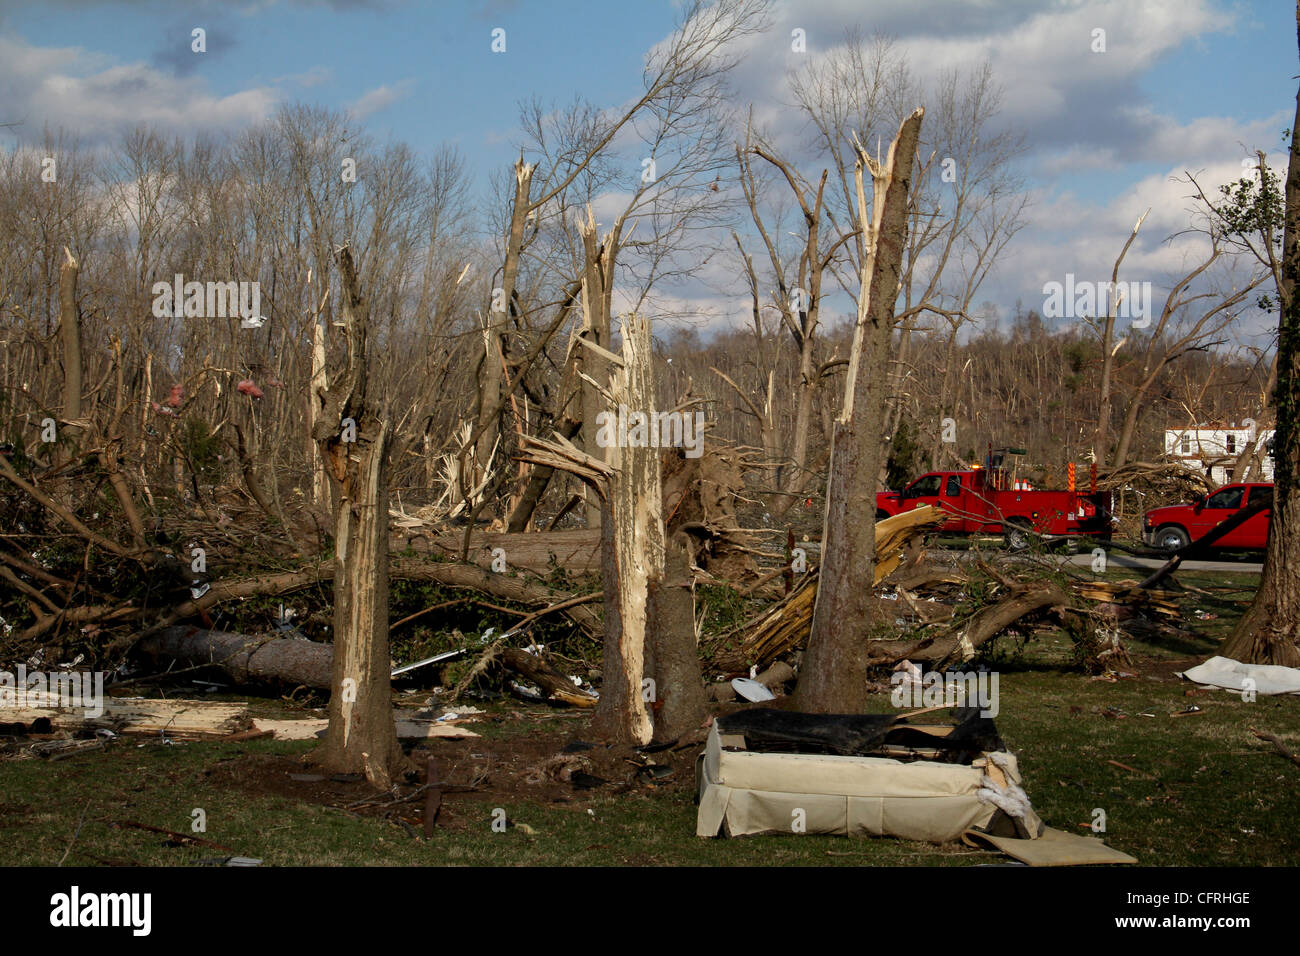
[875,510,889,523]
[1004,519,1032,552]
[1155,525,1190,553]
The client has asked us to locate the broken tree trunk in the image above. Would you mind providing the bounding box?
[309,246,405,790]
[578,204,617,530]
[589,314,660,746]
[474,158,534,484]
[795,109,925,714]
[58,247,84,459]
[309,315,331,510]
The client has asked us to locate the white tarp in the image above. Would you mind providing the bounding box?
[1178,655,1300,696]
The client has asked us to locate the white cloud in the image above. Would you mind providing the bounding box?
[346,79,414,120]
[0,34,276,142]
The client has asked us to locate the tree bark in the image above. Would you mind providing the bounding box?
[795,108,924,714]
[474,158,534,484]
[310,246,405,789]
[645,530,707,742]
[139,626,335,689]
[589,314,660,745]
[1219,7,1300,666]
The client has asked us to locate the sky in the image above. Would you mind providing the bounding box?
[0,0,1294,347]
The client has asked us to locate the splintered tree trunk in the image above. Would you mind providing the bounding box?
[58,248,83,459]
[1220,17,1300,666]
[310,246,405,789]
[795,108,924,714]
[645,529,706,742]
[475,159,534,474]
[590,314,659,745]
[578,205,615,530]
[309,317,330,510]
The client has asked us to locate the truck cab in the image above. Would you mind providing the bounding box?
[1142,483,1273,552]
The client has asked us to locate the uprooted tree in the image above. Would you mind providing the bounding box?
[795,108,925,713]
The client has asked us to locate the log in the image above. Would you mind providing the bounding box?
[143,556,602,637]
[138,626,334,689]
[391,528,601,576]
[499,648,597,707]
[867,584,1072,666]
[136,627,601,710]
[5,697,247,737]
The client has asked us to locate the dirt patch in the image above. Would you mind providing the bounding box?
[1130,656,1203,682]
[204,715,707,833]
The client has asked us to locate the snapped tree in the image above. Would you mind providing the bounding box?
[309,246,406,788]
[795,108,925,713]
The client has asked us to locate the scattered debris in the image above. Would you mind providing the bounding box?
[730,677,775,702]
[1250,727,1300,770]
[4,697,246,738]
[111,820,236,852]
[251,710,481,741]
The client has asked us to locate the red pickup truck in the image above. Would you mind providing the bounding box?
[1142,483,1273,552]
[875,468,1113,548]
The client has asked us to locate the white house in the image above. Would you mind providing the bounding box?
[1164,423,1274,486]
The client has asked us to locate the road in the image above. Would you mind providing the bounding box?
[796,539,1262,575]
[1058,551,1262,575]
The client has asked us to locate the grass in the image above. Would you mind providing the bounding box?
[2,554,1292,868]
[3,659,1297,867]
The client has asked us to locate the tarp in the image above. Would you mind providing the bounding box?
[1178,655,1300,696]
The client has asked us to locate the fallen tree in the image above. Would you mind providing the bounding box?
[137,626,335,689]
[130,555,602,646]
[134,625,596,708]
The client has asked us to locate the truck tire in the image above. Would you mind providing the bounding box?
[1004,519,1033,552]
[1154,524,1190,553]
[875,510,890,522]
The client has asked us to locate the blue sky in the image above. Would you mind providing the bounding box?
[1,0,1295,342]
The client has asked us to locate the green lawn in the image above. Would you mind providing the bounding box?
[3,557,1292,868]
[2,658,1296,866]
